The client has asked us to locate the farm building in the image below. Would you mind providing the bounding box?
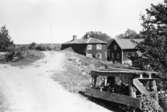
[61,36,107,60]
[107,39,143,65]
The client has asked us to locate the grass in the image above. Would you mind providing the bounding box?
[52,69,90,93]
[52,50,107,93]
[9,50,44,66]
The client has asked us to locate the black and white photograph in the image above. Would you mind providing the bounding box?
[0,0,167,112]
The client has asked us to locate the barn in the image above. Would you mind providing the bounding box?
[107,39,143,65]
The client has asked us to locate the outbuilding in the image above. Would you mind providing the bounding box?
[107,39,143,65]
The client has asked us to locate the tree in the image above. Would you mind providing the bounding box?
[82,31,111,42]
[0,26,14,51]
[116,29,142,39]
[29,42,37,49]
[134,1,167,78]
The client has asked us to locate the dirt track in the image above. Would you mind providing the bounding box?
[0,51,111,112]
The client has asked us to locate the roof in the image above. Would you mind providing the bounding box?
[64,38,85,44]
[115,39,143,50]
[63,38,107,45]
[87,38,107,44]
[91,68,158,76]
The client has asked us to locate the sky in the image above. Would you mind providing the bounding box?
[0,0,162,44]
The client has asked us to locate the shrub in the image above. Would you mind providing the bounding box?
[35,45,47,51]
[5,47,27,62]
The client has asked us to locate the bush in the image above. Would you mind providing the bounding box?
[35,45,47,51]
[29,42,37,50]
[5,47,27,62]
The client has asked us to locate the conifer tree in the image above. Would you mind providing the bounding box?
[0,26,14,51]
[135,1,167,77]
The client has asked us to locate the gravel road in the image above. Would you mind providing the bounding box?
[0,51,111,112]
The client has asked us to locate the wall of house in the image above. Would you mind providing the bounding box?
[107,40,122,63]
[86,44,107,60]
[122,49,137,60]
[61,44,87,55]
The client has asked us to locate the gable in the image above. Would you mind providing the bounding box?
[108,40,122,51]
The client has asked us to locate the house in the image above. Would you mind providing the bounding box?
[61,36,107,60]
[107,38,143,65]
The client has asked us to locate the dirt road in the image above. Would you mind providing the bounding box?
[0,51,111,112]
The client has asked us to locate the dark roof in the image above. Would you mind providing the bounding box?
[115,39,143,50]
[63,38,85,44]
[63,38,107,45]
[92,68,158,76]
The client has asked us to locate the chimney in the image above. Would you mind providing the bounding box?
[72,35,77,40]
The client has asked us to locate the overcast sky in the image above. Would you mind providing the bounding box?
[0,0,162,44]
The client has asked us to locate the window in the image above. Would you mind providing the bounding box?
[96,44,102,50]
[116,53,120,59]
[111,53,114,58]
[128,52,136,57]
[87,44,92,50]
[86,53,92,58]
[96,53,102,59]
[114,45,117,50]
[126,52,135,58]
[105,51,107,58]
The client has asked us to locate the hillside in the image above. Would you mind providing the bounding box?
[52,49,106,92]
